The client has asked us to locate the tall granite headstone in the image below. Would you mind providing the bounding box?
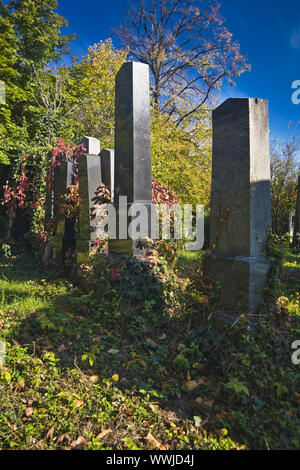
[205,98,272,320]
[76,137,102,263]
[52,159,76,263]
[100,149,115,201]
[109,61,152,255]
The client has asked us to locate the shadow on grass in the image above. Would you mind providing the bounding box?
[1,251,206,424]
[2,245,300,450]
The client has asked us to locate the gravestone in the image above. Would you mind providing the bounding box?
[76,137,102,263]
[293,173,300,247]
[52,159,76,263]
[205,98,272,321]
[100,149,115,201]
[109,61,153,256]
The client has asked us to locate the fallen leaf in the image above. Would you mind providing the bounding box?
[184,380,199,391]
[149,403,159,412]
[215,411,231,420]
[57,434,71,443]
[25,407,34,417]
[74,399,85,409]
[18,378,25,389]
[136,358,146,367]
[45,426,55,441]
[108,348,119,355]
[71,436,86,449]
[96,429,112,440]
[146,432,161,449]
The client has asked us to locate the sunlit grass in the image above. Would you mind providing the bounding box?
[176,249,203,268]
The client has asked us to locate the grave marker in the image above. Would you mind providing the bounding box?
[205,98,272,321]
[76,137,102,263]
[109,61,153,256]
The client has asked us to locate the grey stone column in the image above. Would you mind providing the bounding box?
[76,137,102,263]
[52,159,76,264]
[293,173,300,247]
[100,149,115,201]
[109,61,153,256]
[205,98,272,320]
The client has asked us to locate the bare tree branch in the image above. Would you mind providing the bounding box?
[118,0,250,123]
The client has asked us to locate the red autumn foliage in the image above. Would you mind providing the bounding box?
[152,177,179,206]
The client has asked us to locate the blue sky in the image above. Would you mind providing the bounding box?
[56,0,300,142]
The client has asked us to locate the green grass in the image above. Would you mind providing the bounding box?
[0,247,299,450]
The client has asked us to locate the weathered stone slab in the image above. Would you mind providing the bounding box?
[76,137,102,263]
[52,160,76,263]
[100,149,115,201]
[81,136,100,156]
[114,62,152,203]
[205,98,272,318]
[109,61,152,256]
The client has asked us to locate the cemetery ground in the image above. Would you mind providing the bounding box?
[0,239,299,451]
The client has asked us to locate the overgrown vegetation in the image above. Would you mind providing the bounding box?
[0,238,299,450]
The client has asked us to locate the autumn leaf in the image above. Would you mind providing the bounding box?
[45,426,55,441]
[57,434,71,444]
[17,378,25,389]
[71,436,86,449]
[25,407,34,417]
[215,411,231,420]
[96,429,112,440]
[146,432,162,449]
[184,380,200,391]
[136,358,146,367]
[74,399,85,409]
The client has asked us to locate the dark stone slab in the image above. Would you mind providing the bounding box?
[52,160,76,263]
[100,149,115,201]
[205,98,272,317]
[114,62,152,203]
[204,253,270,315]
[76,138,102,263]
[110,62,152,256]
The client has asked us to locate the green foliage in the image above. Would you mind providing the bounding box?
[271,137,299,235]
[68,40,128,146]
[0,242,299,449]
[151,109,212,207]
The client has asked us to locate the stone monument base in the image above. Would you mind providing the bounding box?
[204,253,271,317]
